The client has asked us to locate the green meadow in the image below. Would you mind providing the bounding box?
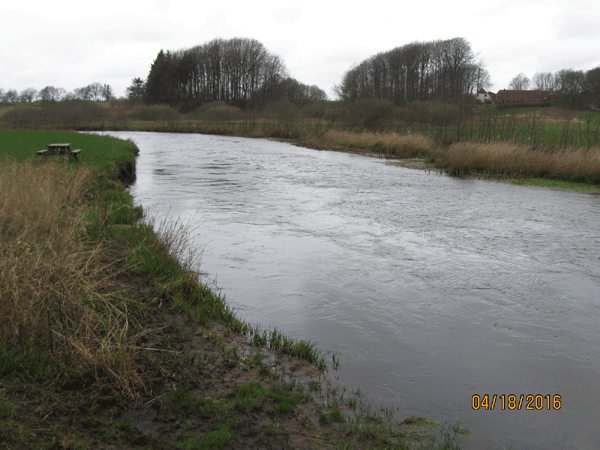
[0,129,136,175]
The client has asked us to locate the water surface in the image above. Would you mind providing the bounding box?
[115,131,600,449]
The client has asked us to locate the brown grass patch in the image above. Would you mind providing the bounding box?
[445,141,600,181]
[323,130,435,158]
[0,160,143,397]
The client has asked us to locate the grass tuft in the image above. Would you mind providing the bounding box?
[0,159,143,398]
[443,141,600,183]
[322,129,435,158]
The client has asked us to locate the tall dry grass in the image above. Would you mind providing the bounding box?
[445,142,600,182]
[322,130,435,158]
[0,160,143,397]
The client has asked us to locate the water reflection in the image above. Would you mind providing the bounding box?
[112,131,600,450]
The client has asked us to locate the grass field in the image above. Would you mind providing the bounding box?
[0,129,137,176]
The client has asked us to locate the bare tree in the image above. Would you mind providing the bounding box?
[307,85,328,101]
[19,87,38,103]
[101,84,114,101]
[87,82,103,101]
[532,72,554,90]
[39,86,59,102]
[473,61,493,91]
[509,73,530,90]
[74,86,92,101]
[554,69,586,108]
[586,67,600,109]
[55,88,66,101]
[5,89,19,102]
[144,38,289,108]
[336,37,478,105]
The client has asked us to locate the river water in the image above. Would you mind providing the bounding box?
[113,131,599,449]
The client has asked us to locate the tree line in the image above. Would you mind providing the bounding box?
[334,37,489,105]
[143,37,327,110]
[0,83,114,103]
[509,68,600,109]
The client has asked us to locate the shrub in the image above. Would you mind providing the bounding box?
[398,101,461,126]
[0,101,107,127]
[127,104,179,122]
[347,98,395,130]
[187,101,244,122]
[267,99,300,129]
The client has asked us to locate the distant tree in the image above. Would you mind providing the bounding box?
[144,39,289,108]
[532,72,554,90]
[62,91,77,101]
[509,73,530,90]
[39,86,65,102]
[19,88,38,103]
[56,88,66,101]
[144,50,176,104]
[87,82,103,101]
[473,61,493,91]
[39,86,57,102]
[101,84,114,101]
[307,85,328,101]
[74,86,92,101]
[4,89,19,102]
[585,67,600,109]
[555,69,586,108]
[268,77,328,105]
[0,88,4,101]
[126,77,146,100]
[336,37,478,105]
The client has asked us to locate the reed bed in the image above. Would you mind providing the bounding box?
[322,129,435,158]
[444,141,600,182]
[0,160,143,397]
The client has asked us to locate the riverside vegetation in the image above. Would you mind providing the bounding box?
[0,130,468,449]
[2,99,600,193]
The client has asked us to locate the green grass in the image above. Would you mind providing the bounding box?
[227,381,306,414]
[176,423,232,450]
[506,177,600,193]
[0,130,136,176]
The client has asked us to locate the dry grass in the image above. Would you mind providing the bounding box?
[444,141,600,182]
[0,160,143,397]
[322,130,435,158]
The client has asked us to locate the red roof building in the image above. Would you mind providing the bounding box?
[495,90,556,108]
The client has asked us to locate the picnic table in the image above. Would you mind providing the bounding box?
[36,143,81,160]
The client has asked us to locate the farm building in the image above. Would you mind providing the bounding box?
[476,88,496,103]
[495,89,556,108]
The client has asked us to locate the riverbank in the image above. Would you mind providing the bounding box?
[106,120,600,193]
[4,101,600,192]
[0,131,465,449]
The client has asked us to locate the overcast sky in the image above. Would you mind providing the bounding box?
[2,0,599,99]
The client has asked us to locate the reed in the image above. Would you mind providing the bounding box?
[0,160,143,397]
[322,130,435,158]
[444,141,600,182]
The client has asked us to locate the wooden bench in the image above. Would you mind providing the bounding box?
[69,149,81,160]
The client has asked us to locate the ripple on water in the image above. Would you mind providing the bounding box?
[117,131,600,450]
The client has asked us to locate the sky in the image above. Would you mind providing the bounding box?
[2,0,600,99]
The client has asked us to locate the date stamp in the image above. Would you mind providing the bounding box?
[472,394,561,410]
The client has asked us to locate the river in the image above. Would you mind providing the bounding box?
[110,131,599,449]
